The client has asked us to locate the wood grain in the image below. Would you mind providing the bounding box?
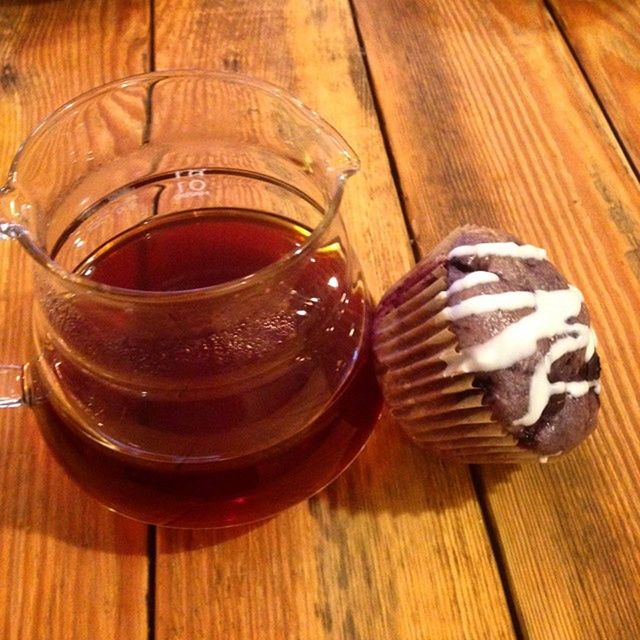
[351,0,640,637]
[548,0,640,170]
[0,2,149,639]
[153,1,515,638]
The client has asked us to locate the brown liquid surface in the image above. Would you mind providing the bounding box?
[34,210,381,527]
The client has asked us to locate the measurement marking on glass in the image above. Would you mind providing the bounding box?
[174,169,210,200]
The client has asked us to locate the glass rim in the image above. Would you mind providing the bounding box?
[2,69,360,301]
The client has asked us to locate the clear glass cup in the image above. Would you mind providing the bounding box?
[0,71,381,528]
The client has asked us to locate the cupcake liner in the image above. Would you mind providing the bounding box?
[376,270,537,463]
[418,422,507,440]
[448,452,538,464]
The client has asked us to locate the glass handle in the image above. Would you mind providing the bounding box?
[1,196,29,408]
[0,365,26,408]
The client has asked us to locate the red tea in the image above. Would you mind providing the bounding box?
[32,210,380,527]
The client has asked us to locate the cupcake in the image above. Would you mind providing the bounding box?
[374,225,601,463]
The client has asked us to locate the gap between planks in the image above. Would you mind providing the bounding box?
[346,0,421,263]
[543,0,640,184]
[146,5,157,639]
[147,526,157,640]
[346,0,526,637]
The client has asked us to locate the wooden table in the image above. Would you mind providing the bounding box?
[1,1,639,638]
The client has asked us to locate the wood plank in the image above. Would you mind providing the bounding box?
[548,0,640,170]
[153,1,515,638]
[0,3,149,639]
[351,0,640,637]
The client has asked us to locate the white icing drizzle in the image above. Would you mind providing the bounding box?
[442,242,600,427]
[449,242,547,261]
[443,291,536,321]
[513,331,600,427]
[446,271,500,295]
[443,287,586,373]
[539,451,563,464]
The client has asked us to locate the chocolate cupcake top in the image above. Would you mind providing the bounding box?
[424,225,601,455]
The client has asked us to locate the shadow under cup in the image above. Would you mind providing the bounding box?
[1,71,382,528]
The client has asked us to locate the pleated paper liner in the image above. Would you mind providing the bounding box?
[375,268,541,463]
